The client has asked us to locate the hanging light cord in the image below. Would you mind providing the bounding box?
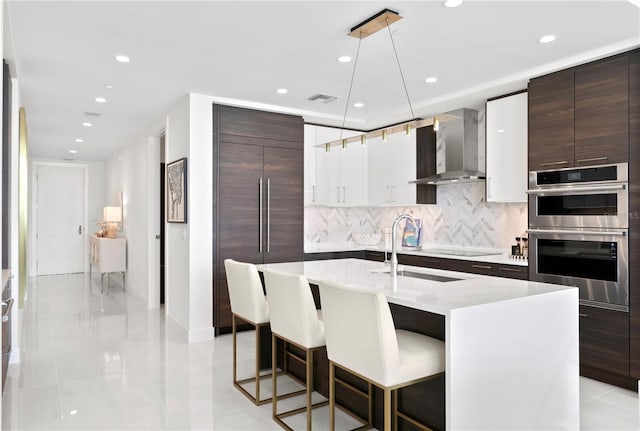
[386,18,415,121]
[339,34,363,143]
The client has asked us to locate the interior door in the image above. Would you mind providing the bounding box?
[263,146,303,264]
[36,165,85,275]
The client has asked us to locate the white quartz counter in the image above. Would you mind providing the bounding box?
[259,259,560,316]
[304,243,529,267]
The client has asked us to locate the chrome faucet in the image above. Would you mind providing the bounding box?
[390,214,416,278]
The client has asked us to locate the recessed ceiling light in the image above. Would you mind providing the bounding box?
[443,0,463,7]
[276,88,288,95]
[338,56,351,63]
[425,76,438,84]
[69,410,78,416]
[69,150,77,154]
[74,138,83,143]
[538,34,557,44]
[497,129,505,133]
[354,102,364,108]
[115,55,130,63]
[104,84,113,89]
[95,97,106,103]
[82,122,92,127]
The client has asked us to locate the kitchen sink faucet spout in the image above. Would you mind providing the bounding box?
[390,214,416,278]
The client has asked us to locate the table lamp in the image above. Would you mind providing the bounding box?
[103,206,122,239]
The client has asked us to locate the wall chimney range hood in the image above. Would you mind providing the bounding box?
[411,108,485,185]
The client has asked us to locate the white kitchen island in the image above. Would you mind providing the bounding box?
[258,258,579,430]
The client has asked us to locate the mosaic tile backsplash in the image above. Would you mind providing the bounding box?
[305,182,527,251]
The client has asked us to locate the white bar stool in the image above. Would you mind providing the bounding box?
[263,268,328,430]
[225,259,305,406]
[319,280,445,431]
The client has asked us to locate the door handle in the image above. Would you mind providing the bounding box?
[2,298,14,322]
[259,178,263,253]
[267,178,271,253]
[78,225,83,235]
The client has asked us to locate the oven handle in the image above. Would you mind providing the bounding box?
[527,228,627,237]
[526,184,626,195]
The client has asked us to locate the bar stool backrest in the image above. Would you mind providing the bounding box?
[319,280,400,384]
[224,259,269,324]
[263,268,325,349]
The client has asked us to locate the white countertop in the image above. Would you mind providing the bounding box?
[258,258,568,316]
[304,243,529,267]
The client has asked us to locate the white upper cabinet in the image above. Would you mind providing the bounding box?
[303,124,318,206]
[307,125,367,206]
[486,92,528,203]
[367,131,416,206]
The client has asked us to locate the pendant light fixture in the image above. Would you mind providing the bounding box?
[324,9,441,151]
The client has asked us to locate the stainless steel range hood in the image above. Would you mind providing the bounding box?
[411,108,485,185]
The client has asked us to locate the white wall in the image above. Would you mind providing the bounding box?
[106,129,158,303]
[164,96,190,332]
[186,93,213,341]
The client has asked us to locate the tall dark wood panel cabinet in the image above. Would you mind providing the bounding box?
[574,54,629,166]
[212,104,304,335]
[528,69,575,171]
[628,49,640,379]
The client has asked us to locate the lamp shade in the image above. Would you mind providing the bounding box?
[103,206,122,223]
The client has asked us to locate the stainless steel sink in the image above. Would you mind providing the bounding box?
[373,269,462,282]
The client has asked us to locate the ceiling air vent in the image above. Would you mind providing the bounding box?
[307,93,338,104]
[84,111,102,117]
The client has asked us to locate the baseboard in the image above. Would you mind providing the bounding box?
[581,365,639,392]
[166,314,214,344]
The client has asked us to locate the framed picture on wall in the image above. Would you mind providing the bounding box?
[167,157,187,223]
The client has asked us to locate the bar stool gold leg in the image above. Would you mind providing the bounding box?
[255,322,261,403]
[306,349,313,430]
[393,389,398,431]
[272,333,278,418]
[329,361,335,431]
[232,315,237,385]
[384,388,391,431]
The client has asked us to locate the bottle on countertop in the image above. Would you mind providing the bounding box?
[521,235,529,259]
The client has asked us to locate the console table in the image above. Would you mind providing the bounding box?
[89,236,126,293]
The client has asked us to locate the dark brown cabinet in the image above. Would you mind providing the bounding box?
[628,49,640,379]
[213,105,303,335]
[528,53,630,171]
[574,55,629,166]
[579,306,629,378]
[528,69,575,171]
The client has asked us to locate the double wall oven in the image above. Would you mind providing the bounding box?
[527,163,629,311]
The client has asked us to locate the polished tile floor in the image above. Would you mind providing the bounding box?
[2,273,639,430]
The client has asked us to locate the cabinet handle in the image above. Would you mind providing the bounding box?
[336,186,340,204]
[540,161,569,167]
[577,157,608,164]
[312,185,316,203]
[579,313,588,318]
[78,225,83,235]
[342,186,346,204]
[259,178,263,253]
[472,264,493,270]
[499,267,522,272]
[267,178,271,253]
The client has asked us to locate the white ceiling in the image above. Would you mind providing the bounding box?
[5,1,640,161]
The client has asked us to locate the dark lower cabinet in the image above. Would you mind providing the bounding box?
[579,306,631,388]
[304,251,366,261]
[213,104,303,335]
